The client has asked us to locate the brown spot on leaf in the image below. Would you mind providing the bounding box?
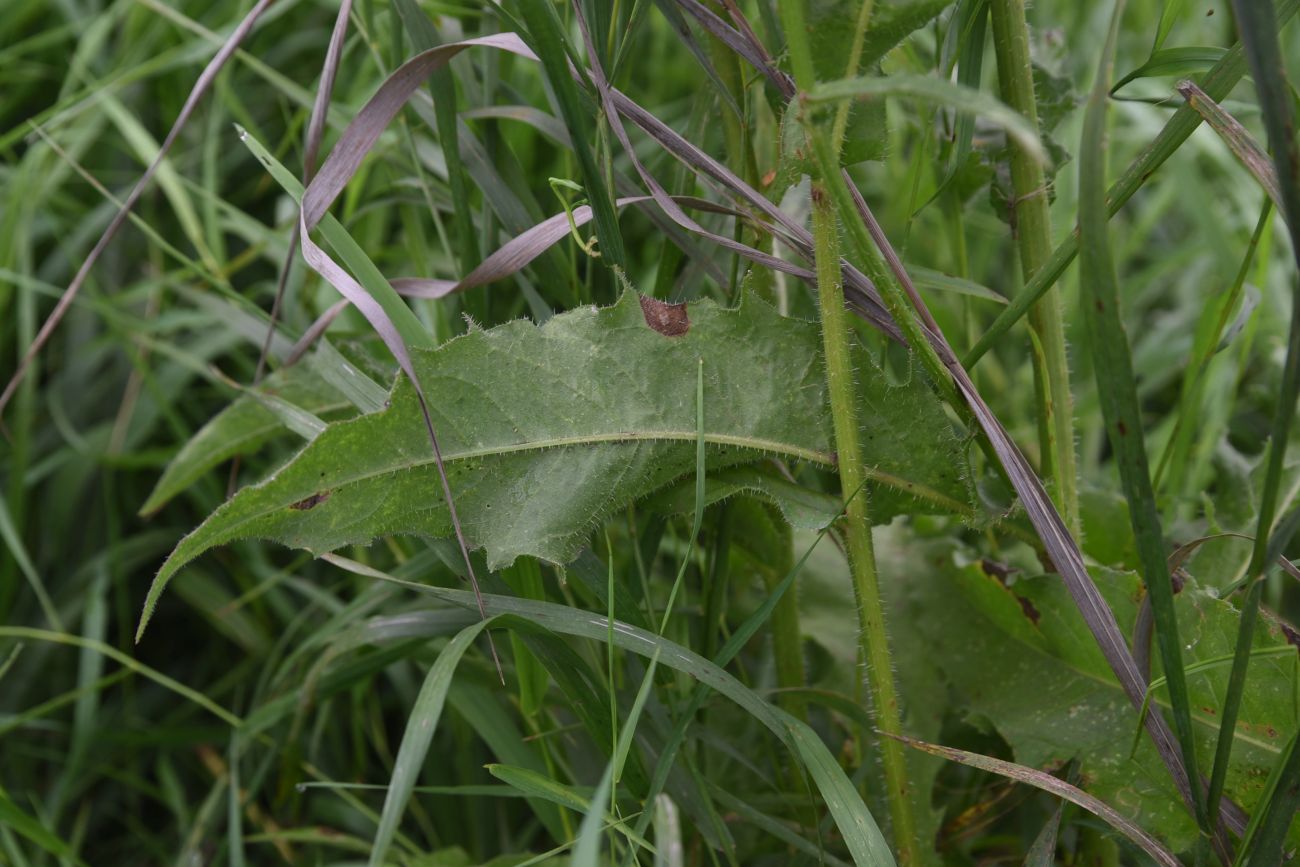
[1117,419,1128,436]
[638,294,690,337]
[290,491,331,511]
[1017,595,1041,625]
[1282,621,1300,651]
[979,558,1018,586]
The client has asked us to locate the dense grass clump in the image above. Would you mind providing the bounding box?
[3,1,1300,864]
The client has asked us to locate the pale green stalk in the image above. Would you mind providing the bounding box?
[781,2,918,862]
[989,0,1080,537]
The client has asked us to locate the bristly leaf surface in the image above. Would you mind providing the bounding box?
[139,292,973,633]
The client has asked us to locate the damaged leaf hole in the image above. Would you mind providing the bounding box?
[290,491,331,511]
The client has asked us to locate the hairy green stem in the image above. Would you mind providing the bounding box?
[989,0,1080,537]
[781,1,917,861]
[811,183,917,866]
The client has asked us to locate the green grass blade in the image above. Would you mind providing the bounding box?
[1237,730,1300,865]
[1112,46,1227,96]
[512,0,626,270]
[366,618,492,867]
[0,495,61,631]
[392,0,479,271]
[572,649,660,867]
[0,787,87,867]
[1205,0,1300,848]
[1078,0,1208,838]
[360,574,896,866]
[806,73,1047,167]
[964,0,1300,368]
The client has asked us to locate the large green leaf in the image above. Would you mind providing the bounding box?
[907,540,1300,852]
[139,292,972,637]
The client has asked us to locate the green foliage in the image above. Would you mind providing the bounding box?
[7,0,1300,864]
[141,292,974,637]
[904,540,1300,853]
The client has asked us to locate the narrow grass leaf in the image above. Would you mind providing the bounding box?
[1207,0,1300,847]
[572,649,660,867]
[311,340,388,415]
[512,1,625,269]
[367,618,492,867]
[890,735,1180,867]
[0,0,276,420]
[1078,0,1209,837]
[706,785,851,867]
[209,366,327,441]
[0,788,87,867]
[1237,729,1300,865]
[1112,47,1227,96]
[251,0,352,387]
[393,0,479,272]
[1176,80,1282,210]
[0,496,62,631]
[807,73,1048,167]
[963,0,1300,367]
[0,628,241,728]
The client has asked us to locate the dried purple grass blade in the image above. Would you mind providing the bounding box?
[674,0,793,98]
[0,0,277,422]
[889,734,1182,867]
[285,298,351,367]
[292,34,547,678]
[301,33,537,229]
[572,10,818,295]
[232,0,355,499]
[389,195,810,301]
[650,0,742,119]
[602,84,899,336]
